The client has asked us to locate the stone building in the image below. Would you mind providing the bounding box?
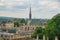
[0,32,31,40]
[4,22,14,28]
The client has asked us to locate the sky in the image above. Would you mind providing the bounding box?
[0,0,60,19]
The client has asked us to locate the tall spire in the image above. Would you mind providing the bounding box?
[29,8,32,20]
[27,8,32,25]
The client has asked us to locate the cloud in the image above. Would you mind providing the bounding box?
[0,0,60,19]
[0,8,29,18]
[0,3,4,6]
[48,2,59,9]
[0,0,5,2]
[32,13,57,19]
[39,1,49,6]
[0,0,5,6]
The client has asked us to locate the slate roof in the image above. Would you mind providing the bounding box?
[30,19,47,26]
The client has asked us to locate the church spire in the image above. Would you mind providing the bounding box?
[29,8,32,20]
[27,8,32,25]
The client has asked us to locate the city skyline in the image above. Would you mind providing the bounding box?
[0,0,60,19]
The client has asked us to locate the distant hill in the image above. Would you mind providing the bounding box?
[0,16,27,22]
[0,16,15,22]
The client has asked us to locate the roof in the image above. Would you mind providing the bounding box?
[18,30,34,35]
[30,19,47,26]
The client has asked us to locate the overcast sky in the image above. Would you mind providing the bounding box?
[0,0,60,19]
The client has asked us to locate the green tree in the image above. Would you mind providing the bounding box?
[20,19,27,25]
[45,13,60,40]
[14,22,19,27]
[20,19,26,23]
[31,27,43,39]
[2,21,7,26]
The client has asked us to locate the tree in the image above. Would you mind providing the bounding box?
[31,27,43,40]
[20,19,27,25]
[14,22,19,27]
[2,21,7,26]
[52,14,60,36]
[20,19,26,23]
[45,14,60,40]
